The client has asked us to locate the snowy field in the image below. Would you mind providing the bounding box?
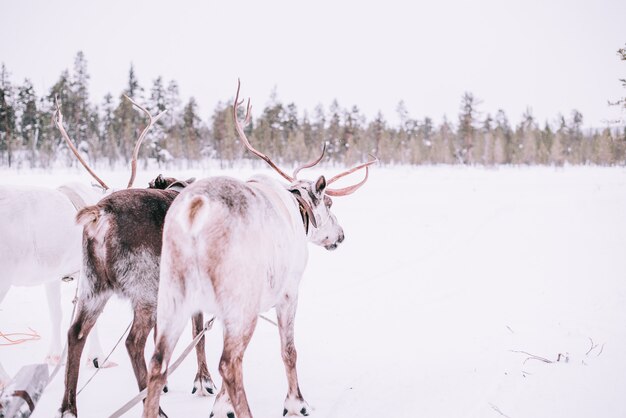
[1,164,626,418]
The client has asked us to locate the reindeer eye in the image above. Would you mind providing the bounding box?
[324,196,333,208]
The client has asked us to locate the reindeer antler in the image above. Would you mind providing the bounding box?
[234,80,376,195]
[292,143,327,180]
[325,154,378,196]
[54,97,110,190]
[124,95,168,188]
[233,80,295,183]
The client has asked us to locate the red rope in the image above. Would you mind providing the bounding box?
[0,328,41,345]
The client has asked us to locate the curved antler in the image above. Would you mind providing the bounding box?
[54,97,110,190]
[292,143,327,179]
[124,95,168,188]
[233,80,294,183]
[325,154,378,197]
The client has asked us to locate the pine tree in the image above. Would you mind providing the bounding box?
[100,93,118,165]
[326,100,342,162]
[494,110,512,164]
[519,108,538,165]
[211,101,241,168]
[181,97,203,163]
[310,104,326,154]
[432,117,455,164]
[565,110,584,164]
[342,105,363,165]
[420,117,434,163]
[113,65,146,163]
[457,92,480,164]
[0,64,17,166]
[17,79,39,167]
[147,77,167,162]
[71,51,91,145]
[609,44,626,122]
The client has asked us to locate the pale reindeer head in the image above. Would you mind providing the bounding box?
[288,177,344,250]
[233,80,376,251]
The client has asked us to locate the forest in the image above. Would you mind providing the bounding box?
[0,51,625,169]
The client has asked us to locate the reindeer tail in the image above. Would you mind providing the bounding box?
[76,206,101,236]
[186,195,209,236]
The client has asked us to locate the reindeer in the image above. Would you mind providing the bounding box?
[0,182,106,387]
[142,82,376,418]
[58,101,215,417]
[0,97,123,387]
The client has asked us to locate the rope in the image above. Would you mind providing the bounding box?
[77,321,133,396]
[108,314,277,417]
[0,328,41,345]
[47,281,81,387]
[259,314,278,327]
[108,317,215,418]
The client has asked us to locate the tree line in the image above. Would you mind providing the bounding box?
[1,51,625,170]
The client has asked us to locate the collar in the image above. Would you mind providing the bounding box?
[291,191,317,234]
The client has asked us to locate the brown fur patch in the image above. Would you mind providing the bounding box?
[188,196,204,226]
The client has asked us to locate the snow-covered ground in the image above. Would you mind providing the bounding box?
[1,165,625,418]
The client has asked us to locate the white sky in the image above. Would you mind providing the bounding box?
[1,0,625,128]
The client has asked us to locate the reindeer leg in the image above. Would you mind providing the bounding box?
[126,304,169,417]
[86,324,109,368]
[0,362,10,390]
[277,296,310,417]
[152,323,169,393]
[60,293,110,418]
[45,280,63,365]
[191,312,216,396]
[143,316,187,418]
[126,304,154,391]
[211,317,258,418]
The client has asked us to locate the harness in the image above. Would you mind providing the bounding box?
[247,179,316,234]
[290,191,317,234]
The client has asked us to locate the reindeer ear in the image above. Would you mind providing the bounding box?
[314,176,326,196]
[149,174,164,189]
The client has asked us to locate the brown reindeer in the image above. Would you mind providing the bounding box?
[58,99,215,418]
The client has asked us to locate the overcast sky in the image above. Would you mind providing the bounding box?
[1,0,625,128]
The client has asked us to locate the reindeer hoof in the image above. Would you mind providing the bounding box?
[209,413,233,418]
[209,407,236,418]
[86,357,117,368]
[158,407,168,418]
[283,397,311,416]
[192,374,216,396]
[282,408,309,417]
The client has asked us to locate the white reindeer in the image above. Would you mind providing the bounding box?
[143,82,376,418]
[0,182,107,386]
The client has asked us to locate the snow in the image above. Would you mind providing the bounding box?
[1,165,626,418]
